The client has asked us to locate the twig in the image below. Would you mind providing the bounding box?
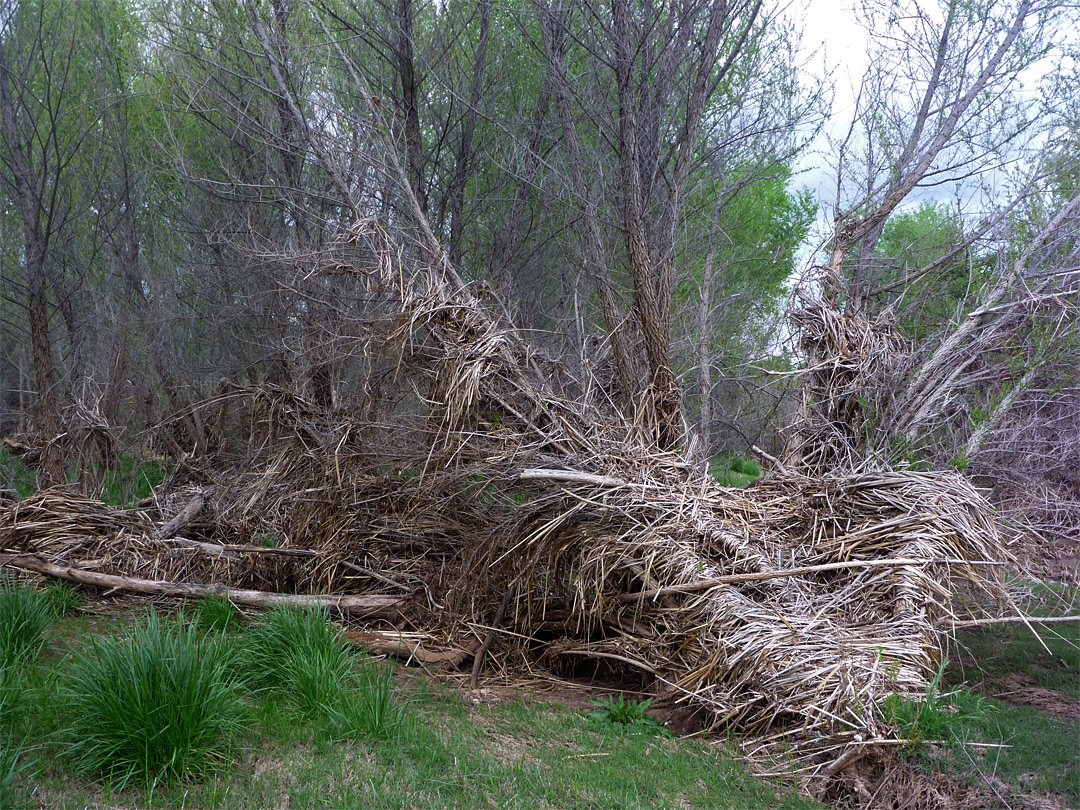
[751,445,790,476]
[557,648,659,675]
[952,615,1080,628]
[471,587,514,689]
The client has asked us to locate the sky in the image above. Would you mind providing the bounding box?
[786,0,1076,273]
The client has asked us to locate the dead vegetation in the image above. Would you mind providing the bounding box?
[0,222,1025,797]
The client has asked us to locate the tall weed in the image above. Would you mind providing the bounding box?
[0,583,54,667]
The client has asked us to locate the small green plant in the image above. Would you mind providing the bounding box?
[258,534,279,548]
[60,610,246,788]
[191,595,239,633]
[44,582,81,618]
[881,663,995,752]
[587,694,671,737]
[948,453,970,472]
[0,582,55,667]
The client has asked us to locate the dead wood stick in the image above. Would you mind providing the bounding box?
[159,537,238,558]
[557,649,659,675]
[814,742,876,799]
[160,537,321,559]
[951,615,1080,628]
[471,587,514,689]
[519,469,627,488]
[750,445,790,476]
[0,554,401,615]
[344,631,478,667]
[618,558,928,602]
[154,487,217,539]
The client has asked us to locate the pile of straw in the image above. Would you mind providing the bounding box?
[0,222,1017,779]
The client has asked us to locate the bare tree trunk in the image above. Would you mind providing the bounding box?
[0,34,63,485]
[611,0,681,448]
[395,0,426,217]
[447,0,491,269]
[536,0,641,406]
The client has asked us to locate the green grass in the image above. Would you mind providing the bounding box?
[707,455,760,487]
[43,583,80,619]
[0,448,165,507]
[0,450,34,500]
[0,582,55,667]
[190,595,240,633]
[950,582,1080,698]
[0,608,823,809]
[242,605,406,740]
[95,456,166,507]
[929,583,1080,803]
[59,610,246,788]
[909,695,1079,803]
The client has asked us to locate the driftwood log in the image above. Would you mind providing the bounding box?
[0,554,403,616]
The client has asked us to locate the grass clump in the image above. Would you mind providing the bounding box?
[729,457,760,477]
[243,606,405,740]
[0,582,55,667]
[60,610,245,788]
[43,582,80,618]
[707,455,761,486]
[191,596,239,633]
[242,605,345,690]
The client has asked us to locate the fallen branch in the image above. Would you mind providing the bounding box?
[159,537,321,559]
[344,630,478,667]
[952,614,1080,628]
[519,469,627,487]
[0,554,402,616]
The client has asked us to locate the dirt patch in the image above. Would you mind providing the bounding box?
[992,674,1080,722]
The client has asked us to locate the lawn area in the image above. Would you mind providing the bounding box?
[0,577,1075,809]
[0,587,821,810]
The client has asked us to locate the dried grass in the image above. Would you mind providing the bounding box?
[0,222,1019,778]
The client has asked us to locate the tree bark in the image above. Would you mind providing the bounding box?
[0,32,62,485]
[447,0,491,268]
[395,0,427,216]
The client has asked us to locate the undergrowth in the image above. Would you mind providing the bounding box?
[0,582,55,667]
[60,610,245,788]
[243,605,405,740]
[587,694,671,737]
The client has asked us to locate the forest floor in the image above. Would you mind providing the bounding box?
[0,581,1073,810]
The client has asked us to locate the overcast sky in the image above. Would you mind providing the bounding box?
[786,0,1076,272]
